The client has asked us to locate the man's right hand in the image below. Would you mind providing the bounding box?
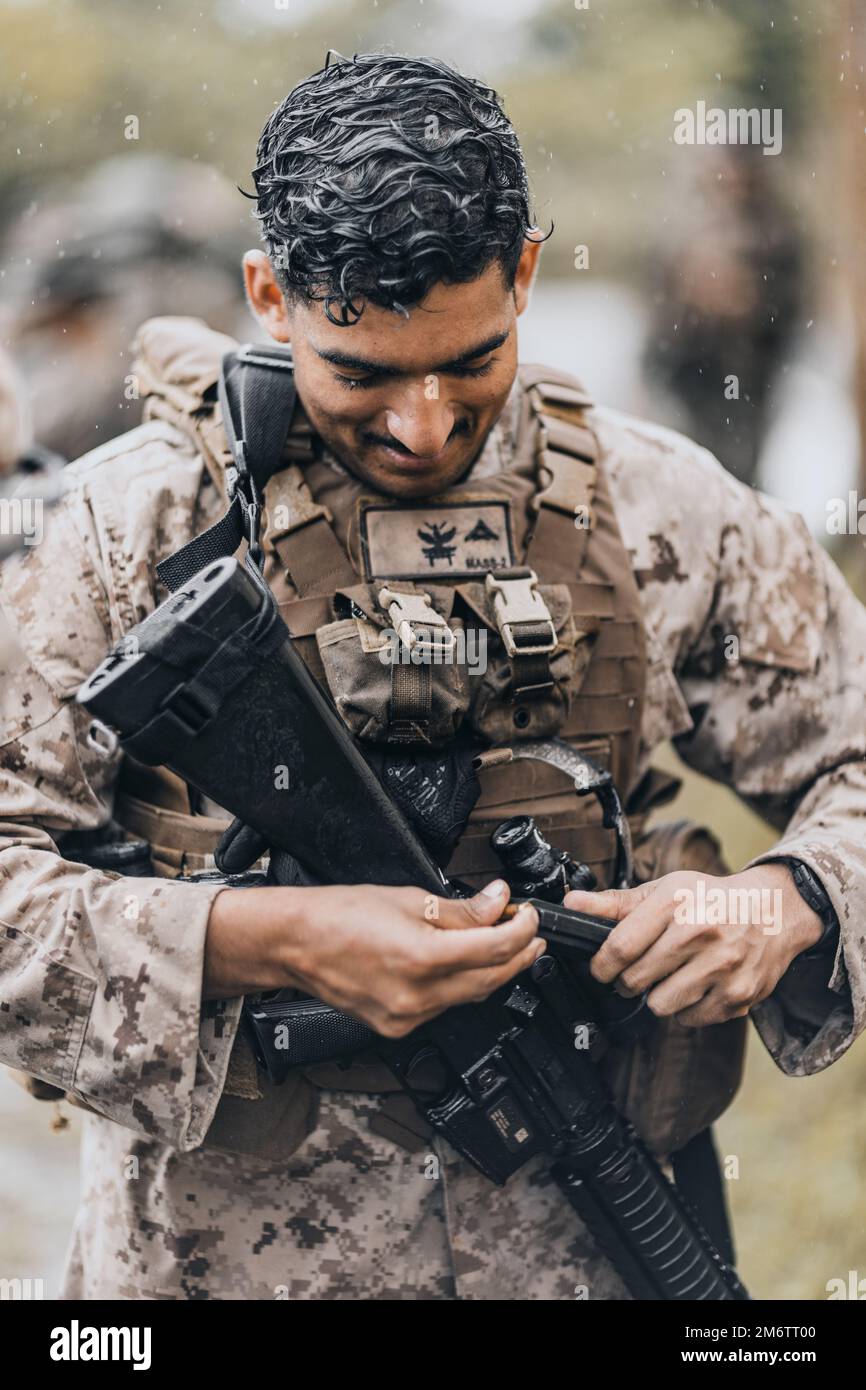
[204,879,543,1037]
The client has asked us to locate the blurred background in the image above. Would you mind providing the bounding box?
[1,0,865,1300]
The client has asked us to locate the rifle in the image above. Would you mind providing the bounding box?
[77,553,748,1301]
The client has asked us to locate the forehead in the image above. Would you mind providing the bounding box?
[299,261,512,368]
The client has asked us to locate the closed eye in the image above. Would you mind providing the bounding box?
[334,357,498,390]
[453,358,497,379]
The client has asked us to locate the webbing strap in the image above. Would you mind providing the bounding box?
[157,344,297,593]
[389,661,433,741]
[525,507,583,582]
[157,495,247,592]
[524,384,600,582]
[273,519,357,597]
[219,344,298,493]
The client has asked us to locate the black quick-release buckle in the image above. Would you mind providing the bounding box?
[221,341,296,574]
[242,481,264,571]
[224,436,250,498]
[156,344,296,596]
[224,441,264,571]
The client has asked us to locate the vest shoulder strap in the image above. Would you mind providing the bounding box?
[518,361,594,406]
[265,465,357,597]
[156,342,299,591]
[520,367,601,582]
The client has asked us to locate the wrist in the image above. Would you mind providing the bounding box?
[752,860,825,958]
[778,857,840,960]
[203,885,310,1000]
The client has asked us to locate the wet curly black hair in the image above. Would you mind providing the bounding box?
[249,51,540,326]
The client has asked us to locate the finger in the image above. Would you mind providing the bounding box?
[615,931,702,996]
[415,932,548,1015]
[678,995,750,1028]
[425,903,541,974]
[645,960,714,1018]
[435,880,512,930]
[589,889,676,984]
[563,882,653,922]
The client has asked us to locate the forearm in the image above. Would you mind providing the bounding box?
[203,883,314,999]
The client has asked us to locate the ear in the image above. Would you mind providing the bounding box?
[242,250,292,343]
[512,235,544,317]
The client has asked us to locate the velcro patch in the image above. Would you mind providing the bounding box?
[360,499,515,580]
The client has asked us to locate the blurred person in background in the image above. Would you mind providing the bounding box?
[0,155,252,463]
[0,340,64,669]
[644,146,805,488]
[0,338,36,479]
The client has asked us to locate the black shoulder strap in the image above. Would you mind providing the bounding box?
[157,343,297,593]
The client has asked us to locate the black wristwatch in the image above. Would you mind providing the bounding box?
[781,858,840,958]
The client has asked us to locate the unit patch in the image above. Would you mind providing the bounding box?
[359,499,516,580]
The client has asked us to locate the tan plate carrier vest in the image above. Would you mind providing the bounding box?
[37,320,747,1162]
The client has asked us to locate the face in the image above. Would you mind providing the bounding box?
[243,240,542,499]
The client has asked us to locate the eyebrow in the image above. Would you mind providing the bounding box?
[313,329,511,377]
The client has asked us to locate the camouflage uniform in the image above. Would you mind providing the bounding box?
[0,318,864,1300]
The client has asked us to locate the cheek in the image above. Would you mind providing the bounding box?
[465,371,514,420]
[464,348,518,414]
[426,365,514,418]
[320,394,373,427]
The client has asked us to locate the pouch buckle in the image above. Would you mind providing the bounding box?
[485,568,557,659]
[377,586,457,660]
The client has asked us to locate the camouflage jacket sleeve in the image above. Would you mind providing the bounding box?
[599,409,866,1077]
[681,487,866,1076]
[0,433,242,1148]
[619,429,866,1078]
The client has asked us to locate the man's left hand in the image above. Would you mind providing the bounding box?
[563,863,825,1027]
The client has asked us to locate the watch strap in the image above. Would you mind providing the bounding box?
[781,858,839,957]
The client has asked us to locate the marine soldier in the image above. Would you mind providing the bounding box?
[1,53,864,1301]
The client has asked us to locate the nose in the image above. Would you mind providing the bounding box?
[383,387,456,458]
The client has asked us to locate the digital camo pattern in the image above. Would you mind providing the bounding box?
[598,407,866,1076]
[1,324,865,1298]
[0,423,241,1148]
[62,1094,627,1300]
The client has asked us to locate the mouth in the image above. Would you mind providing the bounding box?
[364,430,472,473]
[371,443,452,471]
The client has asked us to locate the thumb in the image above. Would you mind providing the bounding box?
[563,882,654,922]
[440,879,512,929]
